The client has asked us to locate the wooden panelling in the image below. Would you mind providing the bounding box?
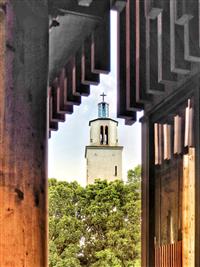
[155,241,182,267]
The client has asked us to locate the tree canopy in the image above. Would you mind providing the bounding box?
[49,165,141,267]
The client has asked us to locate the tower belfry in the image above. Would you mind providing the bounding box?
[98,93,109,118]
[85,94,123,184]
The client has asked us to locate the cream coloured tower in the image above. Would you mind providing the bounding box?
[85,93,123,184]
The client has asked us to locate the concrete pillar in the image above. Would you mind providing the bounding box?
[0,1,48,266]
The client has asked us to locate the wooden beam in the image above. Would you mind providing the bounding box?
[58,69,74,114]
[116,6,138,123]
[137,0,152,103]
[117,1,143,113]
[50,83,65,122]
[75,49,90,96]
[65,58,81,105]
[0,1,48,265]
[141,118,150,267]
[81,35,100,85]
[170,0,191,74]
[91,9,110,74]
[148,8,165,94]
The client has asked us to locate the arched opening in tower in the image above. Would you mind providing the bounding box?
[105,125,108,145]
[100,125,104,144]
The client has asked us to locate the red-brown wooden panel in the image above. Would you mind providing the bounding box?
[155,241,182,267]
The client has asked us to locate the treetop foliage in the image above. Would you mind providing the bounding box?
[49,165,141,267]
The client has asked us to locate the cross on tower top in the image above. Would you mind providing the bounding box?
[100,92,107,102]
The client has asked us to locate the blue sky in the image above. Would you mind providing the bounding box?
[48,11,142,186]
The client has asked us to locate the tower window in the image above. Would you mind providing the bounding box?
[105,126,108,145]
[100,126,104,144]
[115,166,117,176]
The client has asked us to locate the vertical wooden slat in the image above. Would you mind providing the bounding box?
[168,125,171,159]
[174,115,182,154]
[158,123,163,164]
[182,148,195,267]
[174,242,177,267]
[184,106,190,147]
[154,123,165,164]
[154,123,159,165]
[188,148,195,266]
[164,124,167,160]
[188,107,194,147]
[155,246,157,267]
[164,124,171,160]
[184,99,194,147]
[182,153,189,266]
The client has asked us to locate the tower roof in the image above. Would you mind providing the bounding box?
[89,118,118,126]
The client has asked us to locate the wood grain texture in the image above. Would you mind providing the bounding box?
[155,241,182,267]
[0,2,48,266]
[182,148,195,267]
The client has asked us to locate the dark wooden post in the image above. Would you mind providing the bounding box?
[0,1,48,266]
[141,115,155,267]
[141,116,150,267]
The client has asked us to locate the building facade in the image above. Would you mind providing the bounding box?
[85,94,123,184]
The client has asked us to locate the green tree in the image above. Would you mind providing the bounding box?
[49,165,141,267]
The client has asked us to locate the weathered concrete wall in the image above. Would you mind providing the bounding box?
[0,1,48,266]
[86,146,123,184]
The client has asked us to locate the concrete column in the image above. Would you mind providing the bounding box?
[0,1,48,266]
